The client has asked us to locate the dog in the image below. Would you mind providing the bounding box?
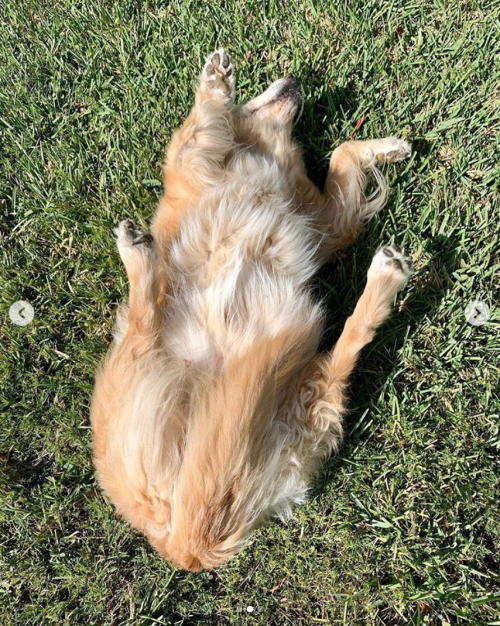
[91,48,412,572]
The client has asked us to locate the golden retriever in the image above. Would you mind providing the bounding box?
[91,48,412,572]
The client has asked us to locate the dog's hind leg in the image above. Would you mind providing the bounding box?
[152,49,236,251]
[91,223,172,535]
[297,137,411,260]
[114,220,164,344]
[290,244,412,467]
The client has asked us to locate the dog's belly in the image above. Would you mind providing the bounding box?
[164,180,322,373]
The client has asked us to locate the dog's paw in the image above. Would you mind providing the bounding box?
[200,48,235,105]
[358,137,411,169]
[367,244,413,292]
[114,220,154,248]
[375,137,412,163]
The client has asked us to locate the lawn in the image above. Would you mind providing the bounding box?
[1,0,499,624]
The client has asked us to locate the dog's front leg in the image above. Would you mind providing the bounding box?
[152,49,236,250]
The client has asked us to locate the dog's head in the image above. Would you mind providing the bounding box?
[235,74,304,127]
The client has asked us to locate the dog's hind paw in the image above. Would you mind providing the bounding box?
[114,220,154,248]
[367,244,413,292]
[200,48,235,105]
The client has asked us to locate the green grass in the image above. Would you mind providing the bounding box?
[1,0,499,623]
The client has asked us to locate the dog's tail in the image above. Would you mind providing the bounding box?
[162,321,319,571]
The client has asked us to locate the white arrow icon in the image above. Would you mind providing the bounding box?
[9,301,34,326]
[464,300,490,327]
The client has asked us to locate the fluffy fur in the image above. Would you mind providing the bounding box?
[91,49,413,572]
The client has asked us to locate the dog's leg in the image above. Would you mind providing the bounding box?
[91,222,169,538]
[152,49,236,251]
[197,48,236,108]
[297,138,411,259]
[323,138,411,253]
[292,245,412,462]
[114,220,163,342]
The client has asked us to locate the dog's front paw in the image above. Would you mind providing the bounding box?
[114,220,154,248]
[367,244,413,292]
[200,48,235,105]
[376,137,412,164]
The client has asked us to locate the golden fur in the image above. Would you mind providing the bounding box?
[91,49,413,572]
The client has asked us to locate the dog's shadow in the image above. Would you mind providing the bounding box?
[309,231,461,496]
[295,80,362,190]
[286,78,455,497]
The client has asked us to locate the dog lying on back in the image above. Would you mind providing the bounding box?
[91,49,412,572]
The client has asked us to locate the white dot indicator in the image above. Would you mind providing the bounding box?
[464,300,490,327]
[247,606,254,613]
[9,301,34,326]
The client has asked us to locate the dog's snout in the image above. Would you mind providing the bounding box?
[285,73,301,89]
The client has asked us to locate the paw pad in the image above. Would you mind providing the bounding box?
[201,48,235,103]
[368,244,413,290]
[114,220,154,247]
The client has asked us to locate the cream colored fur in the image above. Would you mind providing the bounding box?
[91,49,413,572]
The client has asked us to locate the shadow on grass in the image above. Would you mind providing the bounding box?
[295,80,361,189]
[1,450,56,491]
[290,76,460,493]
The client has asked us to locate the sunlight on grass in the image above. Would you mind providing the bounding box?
[1,0,499,623]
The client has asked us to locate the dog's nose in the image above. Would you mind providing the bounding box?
[285,74,301,89]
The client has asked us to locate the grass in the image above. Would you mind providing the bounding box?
[1,0,499,623]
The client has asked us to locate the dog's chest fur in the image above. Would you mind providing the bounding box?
[164,154,323,374]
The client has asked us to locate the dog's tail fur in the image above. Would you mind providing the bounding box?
[162,323,320,571]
